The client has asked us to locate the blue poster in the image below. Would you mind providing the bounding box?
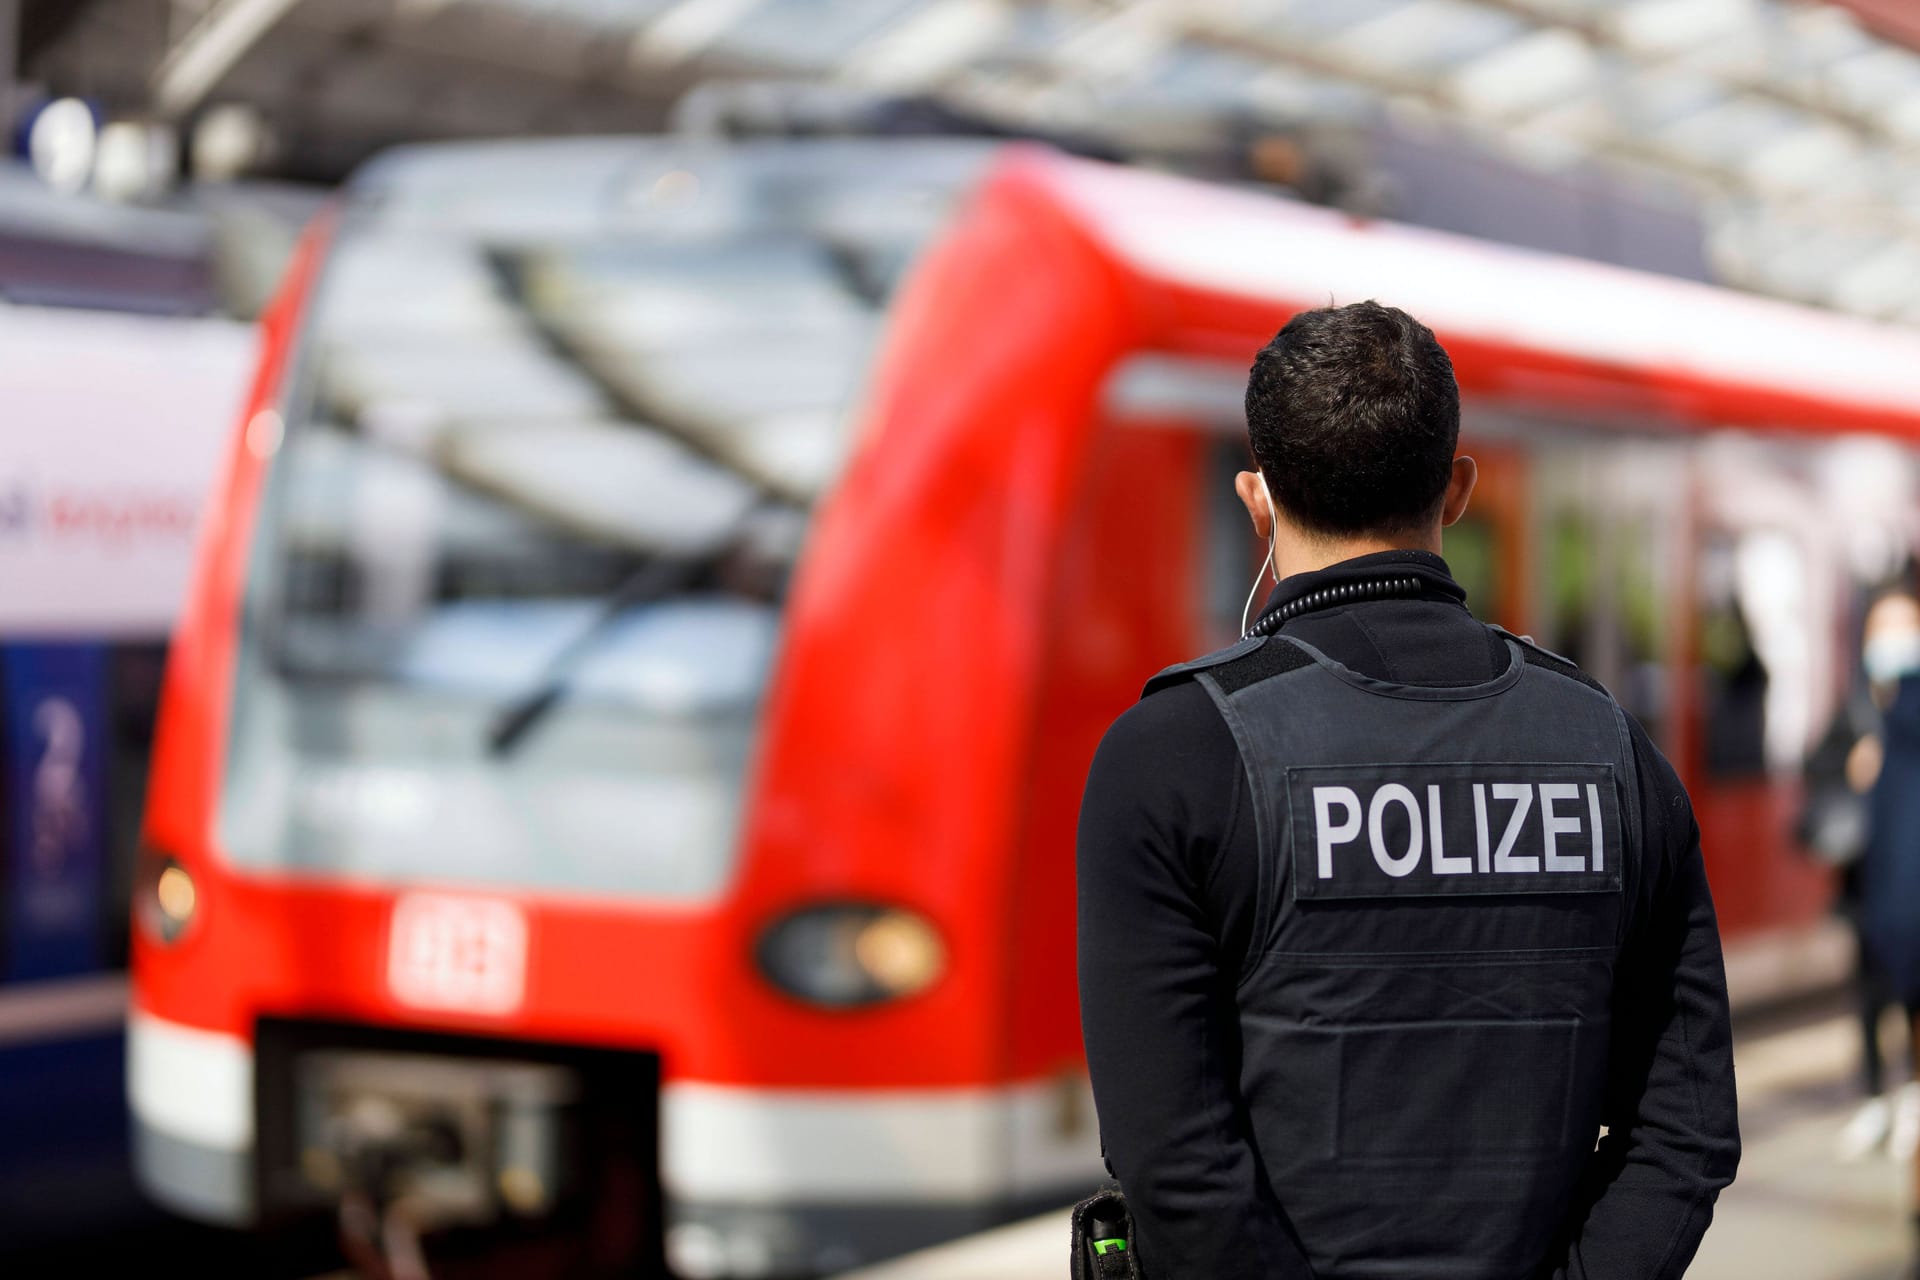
[1,644,109,981]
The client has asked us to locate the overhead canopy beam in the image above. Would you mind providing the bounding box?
[151,0,304,120]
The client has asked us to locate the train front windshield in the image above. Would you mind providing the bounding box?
[217,142,985,898]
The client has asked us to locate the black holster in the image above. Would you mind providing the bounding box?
[1070,1186,1142,1279]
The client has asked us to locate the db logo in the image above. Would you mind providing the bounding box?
[387,894,527,1016]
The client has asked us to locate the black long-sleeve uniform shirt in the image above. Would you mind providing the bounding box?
[1076,550,1739,1279]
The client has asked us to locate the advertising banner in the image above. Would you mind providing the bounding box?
[0,306,251,636]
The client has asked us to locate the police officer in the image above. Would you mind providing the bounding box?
[1077,301,1739,1279]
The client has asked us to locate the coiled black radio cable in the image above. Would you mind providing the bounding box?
[1243,575,1429,640]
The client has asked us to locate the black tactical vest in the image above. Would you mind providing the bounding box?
[1143,627,1642,1280]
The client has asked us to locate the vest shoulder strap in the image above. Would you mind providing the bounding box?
[1140,634,1312,700]
[1140,634,1260,699]
[1486,624,1616,701]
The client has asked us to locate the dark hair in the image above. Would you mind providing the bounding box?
[1244,301,1460,539]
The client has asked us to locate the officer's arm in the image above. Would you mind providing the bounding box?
[1076,695,1312,1280]
[1552,735,1740,1279]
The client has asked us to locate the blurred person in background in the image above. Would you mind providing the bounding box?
[1800,590,1917,1162]
[1856,586,1920,1272]
[1077,301,1738,1280]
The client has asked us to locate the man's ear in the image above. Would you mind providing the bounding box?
[1235,470,1273,539]
[1439,455,1477,528]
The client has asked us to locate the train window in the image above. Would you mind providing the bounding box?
[1691,434,1898,779]
[1443,513,1499,627]
[216,148,981,901]
[1099,354,1259,650]
[1200,437,1261,646]
[1529,437,1686,747]
[1807,437,1920,734]
[1696,530,1772,779]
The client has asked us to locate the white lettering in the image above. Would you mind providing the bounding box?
[1587,783,1606,872]
[1492,783,1538,872]
[1313,786,1362,879]
[1541,783,1584,871]
[1430,784,1471,874]
[1369,784,1422,877]
[1474,783,1492,873]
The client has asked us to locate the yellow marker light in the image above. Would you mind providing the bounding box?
[139,854,198,944]
[756,904,949,1008]
[853,911,946,998]
[156,865,196,923]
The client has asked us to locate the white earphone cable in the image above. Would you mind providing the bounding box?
[1239,487,1280,637]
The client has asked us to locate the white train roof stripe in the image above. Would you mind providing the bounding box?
[1036,152,1920,424]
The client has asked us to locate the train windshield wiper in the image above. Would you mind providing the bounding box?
[484,556,699,757]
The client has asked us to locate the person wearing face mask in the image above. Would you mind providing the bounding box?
[1801,590,1920,1162]
[1076,301,1738,1280]
[1855,588,1920,1271]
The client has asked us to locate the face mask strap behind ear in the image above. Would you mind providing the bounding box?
[1239,485,1280,638]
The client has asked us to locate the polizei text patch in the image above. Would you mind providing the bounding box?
[1285,763,1623,900]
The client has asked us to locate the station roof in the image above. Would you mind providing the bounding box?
[25,0,1920,326]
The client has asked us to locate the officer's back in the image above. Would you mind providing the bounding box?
[1076,302,1739,1280]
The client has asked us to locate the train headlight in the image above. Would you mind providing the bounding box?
[755,904,946,1008]
[136,853,197,944]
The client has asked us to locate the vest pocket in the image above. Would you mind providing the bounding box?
[1241,1014,1584,1167]
[1329,1017,1580,1163]
[1237,955,1608,1275]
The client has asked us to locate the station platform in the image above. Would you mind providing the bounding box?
[841,993,1917,1280]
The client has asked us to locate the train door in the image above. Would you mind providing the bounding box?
[1677,432,1917,941]
[1520,422,1854,945]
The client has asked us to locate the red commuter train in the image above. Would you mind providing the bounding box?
[130,139,1920,1276]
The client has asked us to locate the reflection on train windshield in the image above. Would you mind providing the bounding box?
[217,143,986,897]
